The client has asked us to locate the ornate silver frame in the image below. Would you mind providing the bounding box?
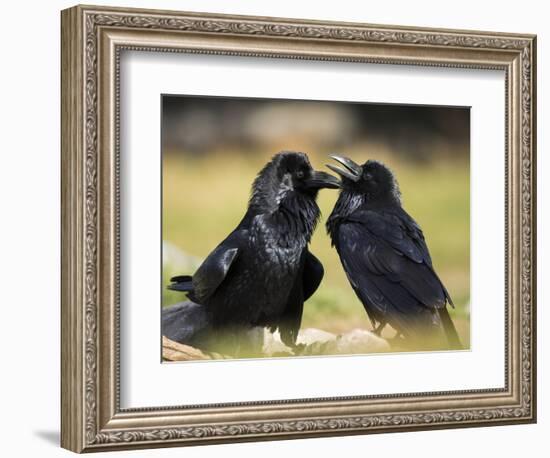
[61,4,537,452]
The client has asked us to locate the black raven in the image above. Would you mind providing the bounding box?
[326,155,462,350]
[164,151,339,356]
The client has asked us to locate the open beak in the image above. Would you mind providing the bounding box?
[305,170,341,189]
[326,155,362,182]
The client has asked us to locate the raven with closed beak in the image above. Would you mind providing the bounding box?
[326,155,461,350]
[164,151,339,356]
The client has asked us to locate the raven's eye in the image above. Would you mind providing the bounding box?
[296,170,304,179]
[365,173,373,180]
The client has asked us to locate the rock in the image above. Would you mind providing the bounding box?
[298,328,337,345]
[298,328,390,356]
[162,336,229,361]
[329,328,390,354]
[262,330,292,357]
[263,327,390,357]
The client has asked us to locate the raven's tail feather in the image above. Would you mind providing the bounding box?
[439,307,462,350]
[162,301,210,345]
[168,275,193,292]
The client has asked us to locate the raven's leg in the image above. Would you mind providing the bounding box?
[373,322,386,336]
[387,331,406,349]
[291,342,306,355]
[230,326,265,358]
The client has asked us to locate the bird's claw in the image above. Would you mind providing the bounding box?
[291,343,307,355]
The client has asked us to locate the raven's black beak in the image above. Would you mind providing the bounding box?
[305,170,341,189]
[326,155,362,182]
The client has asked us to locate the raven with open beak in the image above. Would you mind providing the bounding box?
[326,155,461,350]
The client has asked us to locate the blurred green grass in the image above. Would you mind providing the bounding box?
[162,145,470,347]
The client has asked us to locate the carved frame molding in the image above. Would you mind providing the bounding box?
[61,5,536,452]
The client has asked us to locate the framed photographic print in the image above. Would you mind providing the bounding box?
[61,4,537,453]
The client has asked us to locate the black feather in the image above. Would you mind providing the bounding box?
[168,275,194,292]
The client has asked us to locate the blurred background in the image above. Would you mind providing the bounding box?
[162,95,470,348]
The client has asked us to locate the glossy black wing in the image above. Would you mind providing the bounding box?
[347,209,453,305]
[278,251,324,347]
[346,209,430,264]
[177,231,243,304]
[302,251,324,301]
[337,209,451,339]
